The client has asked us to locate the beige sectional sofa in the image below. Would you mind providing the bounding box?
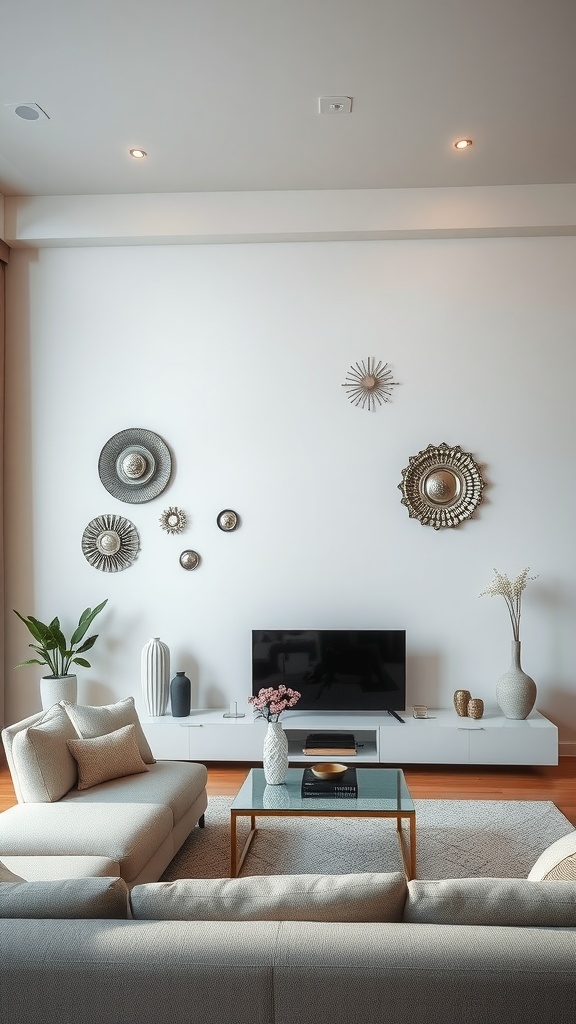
[0,697,208,885]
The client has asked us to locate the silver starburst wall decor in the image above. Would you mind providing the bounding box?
[341,357,399,411]
[159,507,187,535]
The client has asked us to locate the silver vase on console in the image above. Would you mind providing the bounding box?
[141,637,170,717]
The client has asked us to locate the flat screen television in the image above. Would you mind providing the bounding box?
[251,630,406,713]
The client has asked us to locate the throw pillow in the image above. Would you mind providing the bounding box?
[130,871,408,922]
[0,876,129,919]
[0,859,24,883]
[528,830,576,880]
[61,696,155,764]
[10,704,79,802]
[403,877,576,927]
[67,723,149,790]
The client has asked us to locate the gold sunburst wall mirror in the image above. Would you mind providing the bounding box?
[341,357,399,411]
[398,442,485,530]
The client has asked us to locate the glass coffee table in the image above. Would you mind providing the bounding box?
[230,767,416,878]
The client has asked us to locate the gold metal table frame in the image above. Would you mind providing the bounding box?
[230,767,416,879]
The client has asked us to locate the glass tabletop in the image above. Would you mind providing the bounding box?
[231,767,414,813]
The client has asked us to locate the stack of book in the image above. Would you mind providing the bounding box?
[302,732,358,755]
[301,766,358,798]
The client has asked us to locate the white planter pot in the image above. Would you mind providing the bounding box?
[40,674,77,711]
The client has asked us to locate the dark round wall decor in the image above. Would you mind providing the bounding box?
[98,427,172,503]
[217,509,239,532]
[398,442,485,530]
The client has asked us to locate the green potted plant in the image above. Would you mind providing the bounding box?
[14,599,108,709]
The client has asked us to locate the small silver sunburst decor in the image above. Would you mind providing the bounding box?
[159,507,187,535]
[341,357,399,411]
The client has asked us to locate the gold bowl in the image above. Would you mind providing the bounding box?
[311,763,348,780]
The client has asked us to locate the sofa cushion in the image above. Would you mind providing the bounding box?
[10,704,78,802]
[403,877,576,926]
[528,830,576,881]
[62,696,155,764]
[0,876,129,919]
[0,856,120,880]
[0,802,173,884]
[130,871,408,922]
[67,724,149,790]
[60,759,207,827]
[0,859,24,883]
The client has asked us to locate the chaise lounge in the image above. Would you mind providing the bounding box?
[0,696,208,885]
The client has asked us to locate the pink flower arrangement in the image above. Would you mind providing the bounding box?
[248,685,301,722]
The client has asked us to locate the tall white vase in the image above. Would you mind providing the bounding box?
[262,721,289,784]
[496,640,537,720]
[40,674,77,711]
[141,637,170,717]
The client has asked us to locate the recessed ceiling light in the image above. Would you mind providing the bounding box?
[5,102,50,120]
[454,138,473,150]
[129,148,147,159]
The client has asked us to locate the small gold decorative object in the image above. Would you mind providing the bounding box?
[453,689,471,717]
[341,357,399,411]
[398,442,485,529]
[159,506,187,535]
[467,698,484,720]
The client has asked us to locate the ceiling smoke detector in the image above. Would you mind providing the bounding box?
[318,96,353,115]
[5,102,50,120]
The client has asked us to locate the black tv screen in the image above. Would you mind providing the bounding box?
[251,630,406,713]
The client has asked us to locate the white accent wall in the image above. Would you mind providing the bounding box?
[4,229,576,751]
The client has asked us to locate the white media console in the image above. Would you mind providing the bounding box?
[142,707,558,766]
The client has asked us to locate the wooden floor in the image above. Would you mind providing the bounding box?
[4,760,573,823]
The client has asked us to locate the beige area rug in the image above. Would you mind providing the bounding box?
[162,798,573,881]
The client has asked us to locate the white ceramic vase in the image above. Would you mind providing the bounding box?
[141,637,170,717]
[262,721,289,785]
[40,674,77,710]
[496,640,537,720]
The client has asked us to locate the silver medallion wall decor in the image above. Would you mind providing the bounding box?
[398,442,485,529]
[82,514,140,571]
[159,507,187,534]
[179,550,200,570]
[341,357,398,411]
[217,509,239,532]
[98,427,172,503]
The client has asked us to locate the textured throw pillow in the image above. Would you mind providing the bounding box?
[10,704,79,802]
[0,876,129,919]
[61,696,155,764]
[0,859,25,883]
[404,877,576,927]
[67,723,149,790]
[130,872,408,922]
[528,831,576,880]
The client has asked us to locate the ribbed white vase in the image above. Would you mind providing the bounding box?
[496,640,537,720]
[262,721,289,785]
[141,637,170,717]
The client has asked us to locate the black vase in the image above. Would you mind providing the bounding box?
[170,671,191,718]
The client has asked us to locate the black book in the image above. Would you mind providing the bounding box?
[301,766,358,798]
[304,733,357,749]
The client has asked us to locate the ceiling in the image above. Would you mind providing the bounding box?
[1,0,575,198]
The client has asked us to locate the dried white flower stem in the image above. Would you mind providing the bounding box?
[479,568,537,642]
